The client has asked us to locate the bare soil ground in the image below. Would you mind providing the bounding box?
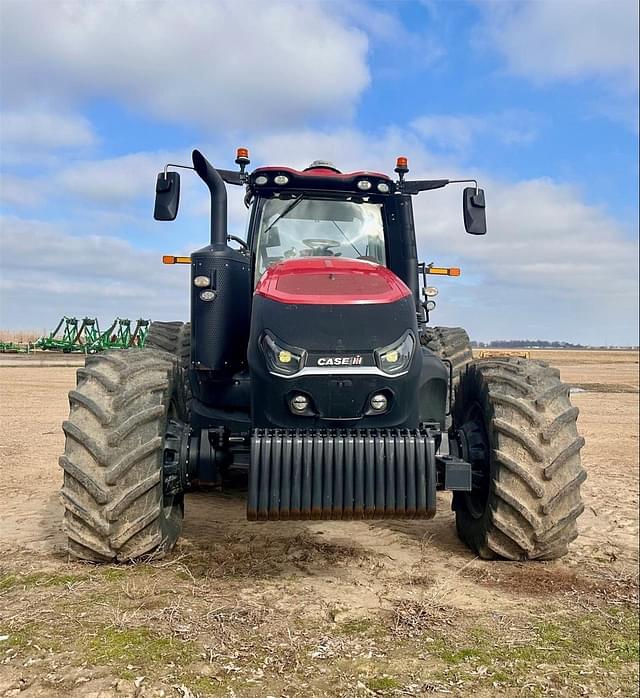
[0,351,638,697]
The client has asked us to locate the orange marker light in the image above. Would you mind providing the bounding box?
[162,255,191,264]
[396,156,408,169]
[425,266,461,277]
[236,147,249,160]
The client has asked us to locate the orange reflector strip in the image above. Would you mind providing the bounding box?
[162,255,191,264]
[426,266,461,277]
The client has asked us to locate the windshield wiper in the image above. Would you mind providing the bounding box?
[332,220,362,257]
[262,195,305,237]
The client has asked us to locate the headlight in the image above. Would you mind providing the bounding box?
[193,275,210,287]
[375,332,415,375]
[260,332,306,376]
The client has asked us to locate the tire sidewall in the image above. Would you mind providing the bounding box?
[453,365,498,557]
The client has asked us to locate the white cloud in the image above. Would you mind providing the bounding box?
[479,0,639,85]
[0,110,96,151]
[0,109,98,166]
[0,174,43,208]
[411,111,542,153]
[57,152,180,205]
[0,216,188,328]
[1,127,637,345]
[0,0,370,130]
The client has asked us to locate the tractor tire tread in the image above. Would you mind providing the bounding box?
[60,349,183,562]
[420,326,473,388]
[454,358,586,561]
[145,321,191,420]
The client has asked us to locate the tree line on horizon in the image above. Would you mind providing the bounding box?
[471,340,638,350]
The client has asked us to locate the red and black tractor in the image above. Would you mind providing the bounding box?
[60,149,586,562]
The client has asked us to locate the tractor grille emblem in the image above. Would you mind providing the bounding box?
[316,355,363,366]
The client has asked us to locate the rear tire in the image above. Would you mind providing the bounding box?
[60,349,183,562]
[453,358,586,560]
[145,321,191,420]
[421,326,473,390]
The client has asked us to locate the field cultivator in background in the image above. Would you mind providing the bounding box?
[477,349,531,359]
[0,317,150,353]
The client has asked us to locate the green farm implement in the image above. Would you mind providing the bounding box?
[20,316,151,353]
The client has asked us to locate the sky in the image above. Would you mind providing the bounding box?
[0,0,638,345]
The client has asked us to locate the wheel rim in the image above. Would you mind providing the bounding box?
[162,401,186,520]
[458,402,491,519]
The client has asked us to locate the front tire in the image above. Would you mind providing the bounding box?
[421,326,473,390]
[59,349,184,562]
[453,358,586,560]
[145,321,191,420]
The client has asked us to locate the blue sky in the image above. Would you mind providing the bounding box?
[0,0,638,344]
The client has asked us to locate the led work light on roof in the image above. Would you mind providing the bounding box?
[254,175,268,186]
[377,182,390,193]
[273,175,289,185]
[357,179,372,191]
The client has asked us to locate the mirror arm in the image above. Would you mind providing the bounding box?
[217,169,247,186]
[449,178,479,194]
[163,163,194,177]
[402,178,479,195]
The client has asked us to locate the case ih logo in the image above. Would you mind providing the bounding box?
[316,355,363,366]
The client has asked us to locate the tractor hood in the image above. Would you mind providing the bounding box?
[255,257,411,306]
[247,257,447,429]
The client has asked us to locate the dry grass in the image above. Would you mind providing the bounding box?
[0,329,43,343]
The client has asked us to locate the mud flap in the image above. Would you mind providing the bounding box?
[248,429,437,521]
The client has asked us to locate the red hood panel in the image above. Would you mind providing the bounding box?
[255,258,411,305]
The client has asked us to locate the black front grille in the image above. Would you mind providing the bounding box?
[248,429,436,521]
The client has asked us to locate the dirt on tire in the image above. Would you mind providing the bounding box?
[60,349,183,561]
[454,358,586,560]
[421,326,473,393]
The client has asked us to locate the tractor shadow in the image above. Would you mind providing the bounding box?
[180,475,470,581]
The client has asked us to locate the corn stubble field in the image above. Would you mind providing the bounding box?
[0,350,638,697]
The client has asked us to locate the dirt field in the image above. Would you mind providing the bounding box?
[0,350,638,697]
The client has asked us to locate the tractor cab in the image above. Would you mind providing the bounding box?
[245,163,410,298]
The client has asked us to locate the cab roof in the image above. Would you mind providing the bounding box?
[249,165,394,196]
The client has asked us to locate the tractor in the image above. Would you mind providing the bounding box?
[59,149,586,562]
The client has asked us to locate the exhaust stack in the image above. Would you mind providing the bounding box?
[192,149,228,247]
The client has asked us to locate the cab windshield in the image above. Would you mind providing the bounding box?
[254,196,386,283]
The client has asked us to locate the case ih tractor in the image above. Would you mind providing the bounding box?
[60,149,586,562]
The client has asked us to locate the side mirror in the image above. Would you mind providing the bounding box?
[463,187,486,235]
[154,172,180,221]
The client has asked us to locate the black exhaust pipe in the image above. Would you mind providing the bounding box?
[192,149,227,246]
[189,149,250,375]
